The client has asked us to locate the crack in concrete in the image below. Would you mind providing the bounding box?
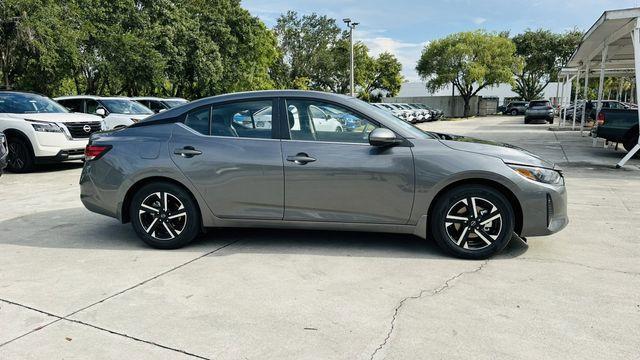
[552,131,570,163]
[0,240,240,358]
[519,257,640,276]
[369,260,488,360]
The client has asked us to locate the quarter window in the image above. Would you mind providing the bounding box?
[185,107,211,135]
[285,99,377,143]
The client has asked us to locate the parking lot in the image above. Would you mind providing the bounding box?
[1,115,639,359]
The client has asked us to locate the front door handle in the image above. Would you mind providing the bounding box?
[174,146,202,158]
[286,153,316,165]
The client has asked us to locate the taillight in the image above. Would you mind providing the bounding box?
[84,145,111,161]
[597,112,605,126]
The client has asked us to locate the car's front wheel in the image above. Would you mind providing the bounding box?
[130,182,201,249]
[430,185,515,259]
[6,137,34,173]
[510,109,518,116]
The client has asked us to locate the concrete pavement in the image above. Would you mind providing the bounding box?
[0,115,639,359]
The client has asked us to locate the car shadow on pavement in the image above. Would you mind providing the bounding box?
[0,207,528,260]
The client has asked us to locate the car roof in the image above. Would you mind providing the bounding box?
[54,95,134,100]
[132,97,188,101]
[0,90,47,97]
[149,90,353,120]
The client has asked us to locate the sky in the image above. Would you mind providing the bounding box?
[242,0,640,81]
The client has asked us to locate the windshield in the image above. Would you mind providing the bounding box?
[163,100,188,108]
[102,99,153,114]
[0,93,68,114]
[358,101,436,140]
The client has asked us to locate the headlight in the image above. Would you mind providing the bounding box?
[26,120,64,133]
[508,164,564,185]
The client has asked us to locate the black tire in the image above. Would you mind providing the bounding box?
[524,117,530,124]
[130,182,201,249]
[547,117,554,124]
[510,109,518,116]
[623,129,639,156]
[429,185,515,259]
[6,136,34,173]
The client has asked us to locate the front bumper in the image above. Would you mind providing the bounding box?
[32,132,88,160]
[519,180,568,237]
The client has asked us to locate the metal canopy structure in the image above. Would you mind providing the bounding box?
[565,7,640,167]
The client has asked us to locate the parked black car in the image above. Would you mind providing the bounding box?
[594,108,639,155]
[504,101,528,116]
[0,132,8,175]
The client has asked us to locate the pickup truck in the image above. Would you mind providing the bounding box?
[594,109,639,154]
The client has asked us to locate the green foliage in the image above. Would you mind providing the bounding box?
[274,11,403,100]
[511,29,582,100]
[416,30,517,117]
[0,0,280,98]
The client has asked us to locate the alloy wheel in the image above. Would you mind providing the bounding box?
[138,192,188,241]
[8,142,26,170]
[444,197,503,250]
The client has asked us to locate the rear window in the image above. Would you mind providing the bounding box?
[529,101,550,107]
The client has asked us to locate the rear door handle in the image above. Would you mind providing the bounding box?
[174,146,202,158]
[286,153,316,165]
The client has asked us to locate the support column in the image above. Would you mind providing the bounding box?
[594,45,608,145]
[580,65,590,135]
[617,25,640,168]
[559,75,566,128]
[572,71,581,130]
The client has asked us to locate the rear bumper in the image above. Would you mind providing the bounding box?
[525,111,554,119]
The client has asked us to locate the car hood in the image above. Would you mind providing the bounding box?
[3,112,102,123]
[433,132,556,169]
[108,113,150,120]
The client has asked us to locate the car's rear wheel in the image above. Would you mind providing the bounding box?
[430,185,515,259]
[130,182,200,249]
[524,117,531,124]
[623,129,639,157]
[6,137,34,173]
[510,109,518,116]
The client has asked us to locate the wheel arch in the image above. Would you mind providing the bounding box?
[427,178,523,236]
[624,124,639,139]
[3,128,34,151]
[121,176,203,229]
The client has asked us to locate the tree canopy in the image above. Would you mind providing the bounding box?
[416,30,517,117]
[511,29,582,100]
[273,11,403,99]
[0,4,404,101]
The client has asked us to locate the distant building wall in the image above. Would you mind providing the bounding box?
[398,81,572,106]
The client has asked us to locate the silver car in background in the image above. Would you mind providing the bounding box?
[80,90,568,259]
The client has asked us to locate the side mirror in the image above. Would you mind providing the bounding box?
[95,108,106,117]
[369,128,401,147]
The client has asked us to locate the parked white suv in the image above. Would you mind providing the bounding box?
[132,97,188,113]
[55,95,153,130]
[0,91,103,172]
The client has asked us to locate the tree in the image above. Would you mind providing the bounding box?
[273,11,403,99]
[274,11,341,90]
[416,30,517,117]
[359,52,403,101]
[511,29,582,100]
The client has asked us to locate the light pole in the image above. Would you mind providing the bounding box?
[343,18,359,97]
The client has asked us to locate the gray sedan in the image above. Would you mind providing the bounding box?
[80,90,567,259]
